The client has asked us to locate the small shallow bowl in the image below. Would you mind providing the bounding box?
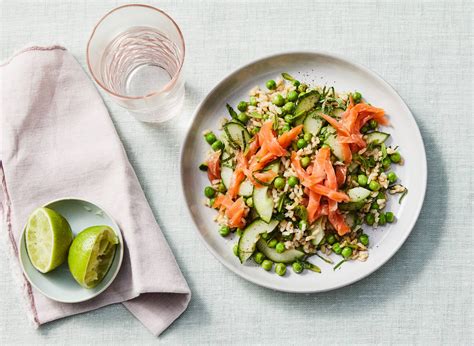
[181,51,427,293]
[19,198,123,303]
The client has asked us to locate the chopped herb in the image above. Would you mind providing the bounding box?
[303,261,321,273]
[333,259,346,271]
[315,252,333,264]
[199,163,208,171]
[226,104,238,119]
[281,72,295,81]
[399,188,408,204]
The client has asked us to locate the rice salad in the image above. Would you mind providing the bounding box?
[200,73,406,276]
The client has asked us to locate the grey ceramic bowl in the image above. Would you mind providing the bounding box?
[19,198,123,303]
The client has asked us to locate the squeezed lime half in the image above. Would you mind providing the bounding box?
[26,207,73,273]
[68,226,118,289]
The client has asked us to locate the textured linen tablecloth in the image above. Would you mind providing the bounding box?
[0,0,472,345]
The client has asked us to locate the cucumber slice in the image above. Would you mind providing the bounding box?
[238,219,279,263]
[266,160,280,174]
[324,133,345,161]
[253,186,274,223]
[256,239,305,264]
[339,187,371,211]
[238,179,253,197]
[366,131,390,145]
[224,122,251,151]
[309,216,326,246]
[295,90,320,116]
[303,110,324,135]
[347,187,371,202]
[220,166,233,189]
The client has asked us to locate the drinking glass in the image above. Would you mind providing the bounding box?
[87,4,185,123]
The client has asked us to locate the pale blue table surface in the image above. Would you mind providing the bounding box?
[0,0,472,345]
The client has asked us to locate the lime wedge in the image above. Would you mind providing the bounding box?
[25,207,73,273]
[68,226,118,289]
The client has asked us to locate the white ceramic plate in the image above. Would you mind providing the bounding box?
[181,51,427,293]
[19,198,123,303]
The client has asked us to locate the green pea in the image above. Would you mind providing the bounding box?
[301,156,311,168]
[261,232,269,240]
[254,252,265,264]
[275,263,287,276]
[204,186,216,198]
[275,242,285,253]
[284,114,294,124]
[211,140,224,151]
[273,177,286,189]
[361,125,369,134]
[217,182,226,193]
[249,96,258,107]
[379,213,387,225]
[237,112,249,124]
[377,191,386,200]
[341,247,353,259]
[327,234,336,245]
[359,234,369,246]
[369,119,378,129]
[287,90,298,102]
[298,84,307,93]
[369,180,380,191]
[292,262,303,274]
[371,202,379,210]
[387,171,397,183]
[204,132,217,145]
[261,259,273,271]
[297,138,307,149]
[288,176,299,187]
[282,102,296,114]
[382,157,392,169]
[281,124,291,133]
[303,133,312,142]
[352,91,362,102]
[233,243,239,257]
[272,94,285,107]
[266,79,276,90]
[357,174,368,186]
[237,101,248,112]
[246,197,253,207]
[390,152,401,163]
[332,242,342,254]
[365,213,375,225]
[219,226,230,237]
[385,212,395,223]
[268,239,278,248]
[298,220,308,230]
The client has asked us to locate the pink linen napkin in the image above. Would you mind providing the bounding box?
[0,46,191,336]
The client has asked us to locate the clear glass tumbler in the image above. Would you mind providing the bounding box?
[87,4,185,123]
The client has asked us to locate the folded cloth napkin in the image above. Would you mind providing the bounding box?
[0,46,191,336]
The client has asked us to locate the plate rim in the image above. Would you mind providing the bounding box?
[180,50,427,293]
[18,196,124,303]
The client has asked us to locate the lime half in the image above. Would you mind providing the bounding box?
[68,226,118,289]
[25,207,73,273]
